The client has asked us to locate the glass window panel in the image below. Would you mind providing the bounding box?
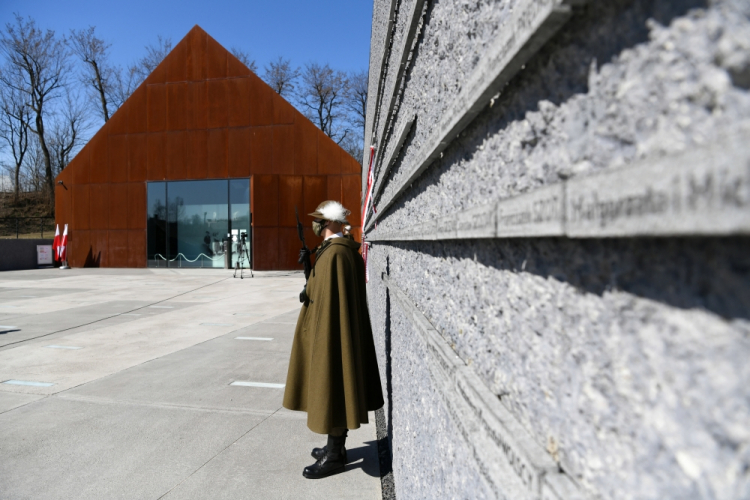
[167,180,229,268]
[147,182,167,267]
[146,179,251,269]
[230,179,251,269]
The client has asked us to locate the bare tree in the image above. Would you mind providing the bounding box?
[0,78,31,202]
[76,35,173,112]
[346,69,368,137]
[0,168,11,194]
[48,93,87,175]
[339,134,363,166]
[68,26,114,122]
[230,47,257,73]
[23,137,47,193]
[263,56,300,99]
[131,35,172,84]
[0,14,70,206]
[341,69,368,165]
[108,65,139,110]
[298,63,350,144]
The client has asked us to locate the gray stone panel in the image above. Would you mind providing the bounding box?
[373,237,750,499]
[370,115,416,206]
[367,125,750,242]
[373,257,585,499]
[369,0,581,230]
[366,0,419,182]
[363,0,750,498]
[370,0,425,153]
[363,0,399,171]
[367,1,750,242]
[566,124,750,236]
[367,184,565,241]
[369,248,494,499]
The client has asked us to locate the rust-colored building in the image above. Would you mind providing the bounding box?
[55,26,362,270]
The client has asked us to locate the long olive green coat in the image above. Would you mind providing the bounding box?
[283,236,384,434]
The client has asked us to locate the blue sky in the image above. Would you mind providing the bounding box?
[1,0,373,74]
[0,1,374,187]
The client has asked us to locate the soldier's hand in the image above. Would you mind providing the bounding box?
[299,285,309,303]
[298,247,311,264]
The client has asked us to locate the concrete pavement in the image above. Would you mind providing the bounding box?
[0,268,382,500]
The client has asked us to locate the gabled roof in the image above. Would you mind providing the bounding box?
[53,25,362,270]
[57,24,361,184]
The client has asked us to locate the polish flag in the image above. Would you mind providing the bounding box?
[52,224,61,262]
[361,146,376,229]
[60,224,68,261]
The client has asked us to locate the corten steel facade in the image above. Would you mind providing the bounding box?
[54,26,362,270]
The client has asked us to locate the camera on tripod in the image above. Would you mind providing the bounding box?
[233,230,253,279]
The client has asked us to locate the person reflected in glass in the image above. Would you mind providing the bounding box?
[203,231,213,256]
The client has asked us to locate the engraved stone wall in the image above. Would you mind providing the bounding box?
[368,249,496,499]
[365,0,750,499]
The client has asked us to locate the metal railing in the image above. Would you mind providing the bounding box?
[152,253,225,268]
[0,217,56,239]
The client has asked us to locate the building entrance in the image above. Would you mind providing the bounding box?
[146,179,250,268]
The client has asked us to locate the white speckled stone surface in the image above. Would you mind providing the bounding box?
[365,0,750,498]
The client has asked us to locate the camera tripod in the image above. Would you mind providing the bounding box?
[233,234,254,279]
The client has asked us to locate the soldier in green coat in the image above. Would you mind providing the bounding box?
[283,200,384,479]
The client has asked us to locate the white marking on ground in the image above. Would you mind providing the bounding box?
[3,380,54,387]
[230,381,285,389]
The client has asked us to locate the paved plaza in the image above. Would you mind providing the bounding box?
[0,268,381,500]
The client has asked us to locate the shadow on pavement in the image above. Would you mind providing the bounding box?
[346,440,381,478]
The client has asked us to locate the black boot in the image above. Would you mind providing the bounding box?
[303,434,346,479]
[311,430,348,463]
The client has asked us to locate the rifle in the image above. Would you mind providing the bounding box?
[295,206,312,281]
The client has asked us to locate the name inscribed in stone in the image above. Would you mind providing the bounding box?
[457,204,497,239]
[566,134,750,237]
[496,184,566,237]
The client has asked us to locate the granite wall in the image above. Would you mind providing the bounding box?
[364,1,750,499]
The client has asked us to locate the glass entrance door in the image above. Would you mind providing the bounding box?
[168,179,228,268]
[147,182,167,264]
[229,179,251,269]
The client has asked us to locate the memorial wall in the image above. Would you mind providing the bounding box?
[363,0,750,498]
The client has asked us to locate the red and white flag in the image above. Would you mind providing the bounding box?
[52,224,61,262]
[361,146,376,229]
[361,146,376,283]
[60,224,68,262]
